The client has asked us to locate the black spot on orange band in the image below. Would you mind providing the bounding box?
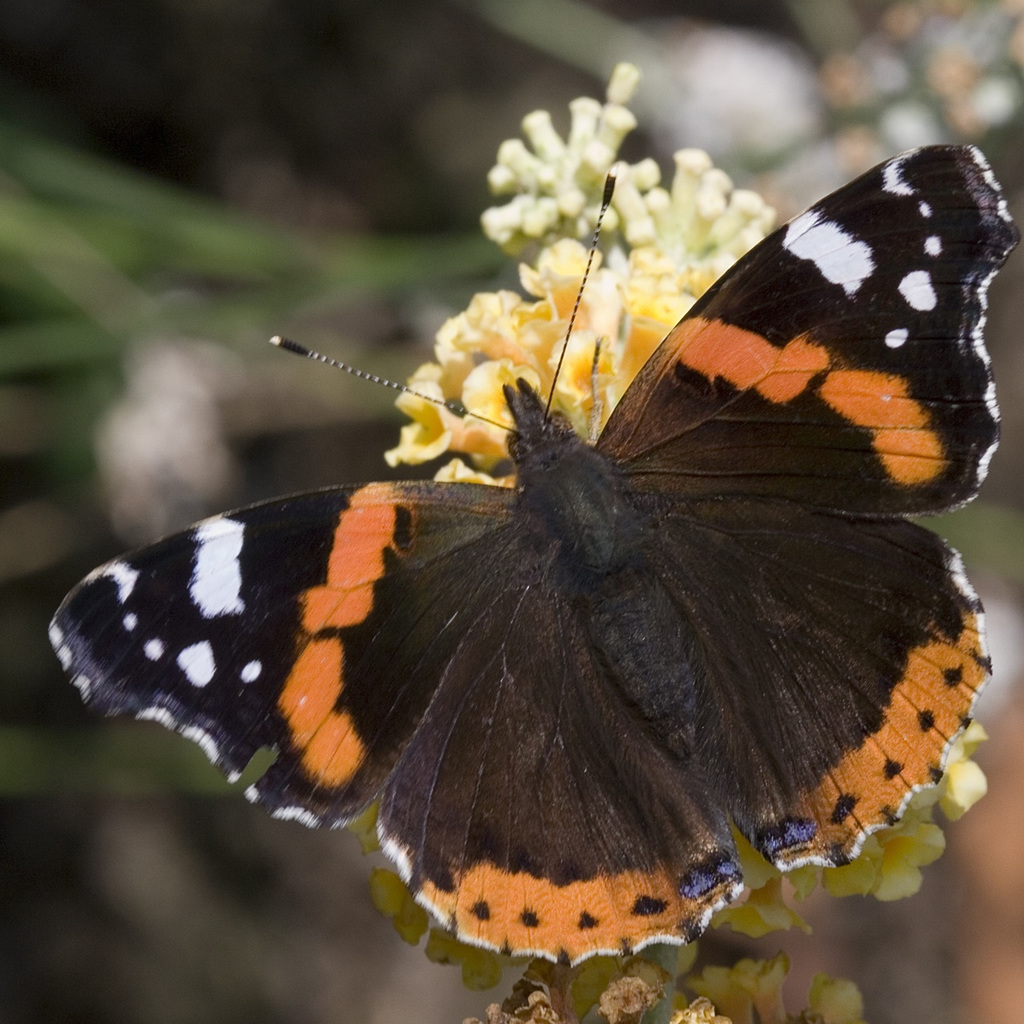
[394,505,413,550]
[831,794,857,824]
[631,895,669,917]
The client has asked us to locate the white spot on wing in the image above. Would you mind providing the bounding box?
[946,548,983,615]
[978,440,997,484]
[177,641,216,686]
[379,832,414,883]
[882,155,915,196]
[49,622,73,669]
[961,147,1015,392]
[898,269,937,311]
[885,328,909,349]
[981,381,998,425]
[123,612,138,631]
[783,210,874,295]
[137,706,175,728]
[240,660,262,683]
[190,517,245,619]
[88,560,139,604]
[925,235,942,256]
[144,638,165,661]
[918,200,932,218]
[182,724,222,765]
[259,798,323,828]
[967,143,1012,223]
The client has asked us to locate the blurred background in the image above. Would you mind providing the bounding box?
[1,1,1023,1022]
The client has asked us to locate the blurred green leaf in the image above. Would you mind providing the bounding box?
[0,120,501,380]
[930,501,1024,586]
[0,320,121,375]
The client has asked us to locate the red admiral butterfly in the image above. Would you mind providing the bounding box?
[51,145,1017,963]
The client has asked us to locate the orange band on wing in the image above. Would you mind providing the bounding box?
[279,484,408,787]
[303,485,399,631]
[819,370,945,484]
[279,638,365,786]
[675,318,946,486]
[779,612,986,865]
[418,860,733,962]
[676,319,781,389]
[758,334,831,402]
[677,318,829,402]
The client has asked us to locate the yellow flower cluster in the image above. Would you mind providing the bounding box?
[387,64,774,484]
[687,953,865,1024]
[672,997,733,1024]
[425,929,506,990]
[368,867,429,946]
[480,62,642,253]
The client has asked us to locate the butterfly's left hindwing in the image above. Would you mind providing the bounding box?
[50,482,515,823]
[53,473,748,962]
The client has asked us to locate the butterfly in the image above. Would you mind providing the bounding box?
[50,145,1018,964]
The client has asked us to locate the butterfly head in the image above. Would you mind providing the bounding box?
[503,379,581,468]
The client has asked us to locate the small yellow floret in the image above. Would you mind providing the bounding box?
[424,929,505,989]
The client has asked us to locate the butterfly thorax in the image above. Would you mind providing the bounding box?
[504,380,645,583]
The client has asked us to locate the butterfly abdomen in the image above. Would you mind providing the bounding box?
[505,380,703,758]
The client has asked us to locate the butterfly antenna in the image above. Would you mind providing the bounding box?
[269,336,510,432]
[587,335,606,442]
[544,166,618,420]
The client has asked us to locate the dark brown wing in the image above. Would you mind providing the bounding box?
[644,495,987,867]
[378,576,741,963]
[50,482,515,825]
[598,146,1016,515]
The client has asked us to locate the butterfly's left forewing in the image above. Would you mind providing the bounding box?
[51,482,516,825]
